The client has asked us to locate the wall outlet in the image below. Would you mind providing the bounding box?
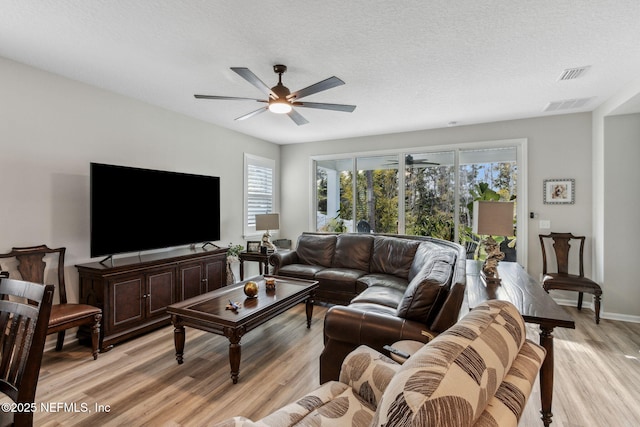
[539,220,551,229]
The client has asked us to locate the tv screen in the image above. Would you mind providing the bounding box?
[90,163,221,258]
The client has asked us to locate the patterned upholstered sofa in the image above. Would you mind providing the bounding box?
[213,300,546,427]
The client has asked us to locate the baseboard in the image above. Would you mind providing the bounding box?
[43,326,80,352]
[552,297,640,324]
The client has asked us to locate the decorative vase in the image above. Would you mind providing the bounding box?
[226,261,236,285]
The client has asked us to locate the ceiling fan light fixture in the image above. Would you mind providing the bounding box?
[268,99,292,114]
[194,64,355,125]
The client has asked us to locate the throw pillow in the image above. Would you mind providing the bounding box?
[396,249,456,324]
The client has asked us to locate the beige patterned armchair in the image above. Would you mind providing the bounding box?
[214,300,545,427]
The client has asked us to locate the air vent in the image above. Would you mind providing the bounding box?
[544,97,593,112]
[558,66,590,81]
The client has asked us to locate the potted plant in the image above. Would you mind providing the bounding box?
[226,243,244,284]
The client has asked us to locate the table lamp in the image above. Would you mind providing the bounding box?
[472,201,514,285]
[255,213,279,252]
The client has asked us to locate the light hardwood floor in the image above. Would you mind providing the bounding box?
[11,303,640,426]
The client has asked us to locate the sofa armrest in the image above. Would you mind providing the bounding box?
[474,339,546,427]
[339,345,402,407]
[269,250,299,274]
[320,306,435,383]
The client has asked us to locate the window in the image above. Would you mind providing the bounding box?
[458,147,518,261]
[316,158,353,232]
[312,139,526,264]
[355,155,399,234]
[404,151,455,240]
[244,154,275,237]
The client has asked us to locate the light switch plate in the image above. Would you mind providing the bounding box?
[539,220,551,229]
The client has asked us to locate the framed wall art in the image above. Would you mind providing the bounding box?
[543,179,575,204]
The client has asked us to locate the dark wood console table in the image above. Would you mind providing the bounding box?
[466,260,575,427]
[76,247,227,351]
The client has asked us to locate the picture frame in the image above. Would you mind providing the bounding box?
[543,179,575,204]
[247,241,261,253]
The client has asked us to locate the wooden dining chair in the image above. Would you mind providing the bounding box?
[0,245,102,359]
[539,232,603,324]
[0,275,54,427]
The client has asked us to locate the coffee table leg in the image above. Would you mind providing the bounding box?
[224,326,245,384]
[174,324,185,365]
[305,293,315,328]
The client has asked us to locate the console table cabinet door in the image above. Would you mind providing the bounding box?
[179,262,204,300]
[179,255,227,299]
[203,257,226,292]
[146,269,176,318]
[110,276,144,331]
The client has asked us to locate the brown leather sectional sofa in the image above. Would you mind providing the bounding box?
[270,232,467,383]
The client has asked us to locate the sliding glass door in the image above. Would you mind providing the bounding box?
[316,158,353,232]
[355,155,399,234]
[404,151,455,240]
[313,140,524,262]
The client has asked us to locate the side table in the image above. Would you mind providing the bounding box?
[238,251,270,280]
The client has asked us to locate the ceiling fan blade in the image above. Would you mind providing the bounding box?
[287,108,309,126]
[235,107,268,121]
[194,94,267,102]
[293,101,356,112]
[288,76,345,101]
[231,67,277,98]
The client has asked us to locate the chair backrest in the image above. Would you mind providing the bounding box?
[356,220,371,233]
[539,232,585,277]
[0,245,68,304]
[0,276,54,424]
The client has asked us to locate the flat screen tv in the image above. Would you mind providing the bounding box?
[90,162,221,258]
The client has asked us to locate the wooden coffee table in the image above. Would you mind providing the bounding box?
[167,275,318,384]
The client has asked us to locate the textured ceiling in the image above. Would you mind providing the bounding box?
[2,1,640,144]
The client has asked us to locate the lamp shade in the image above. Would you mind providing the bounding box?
[472,201,514,236]
[255,213,280,231]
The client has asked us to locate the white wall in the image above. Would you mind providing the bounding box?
[593,76,640,321]
[281,113,600,305]
[0,57,278,303]
[603,114,640,319]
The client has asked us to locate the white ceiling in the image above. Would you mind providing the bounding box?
[2,1,640,145]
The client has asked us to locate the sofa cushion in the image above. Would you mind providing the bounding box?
[370,236,421,279]
[408,241,444,282]
[374,300,545,427]
[396,249,456,324]
[316,268,368,294]
[296,234,337,267]
[350,285,405,309]
[331,234,374,271]
[257,380,373,427]
[339,345,401,408]
[277,264,326,280]
[357,273,408,293]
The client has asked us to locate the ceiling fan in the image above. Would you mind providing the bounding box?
[194,64,356,125]
[385,154,441,167]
